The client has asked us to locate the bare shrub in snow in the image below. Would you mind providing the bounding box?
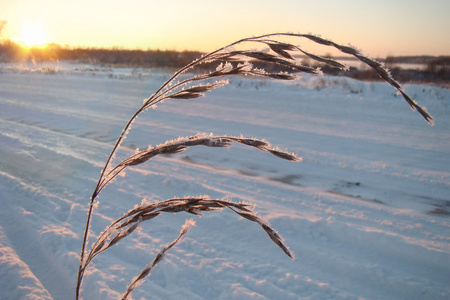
[75,33,433,299]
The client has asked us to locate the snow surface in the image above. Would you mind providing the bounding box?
[0,63,449,299]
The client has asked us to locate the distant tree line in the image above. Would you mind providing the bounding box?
[0,39,448,84]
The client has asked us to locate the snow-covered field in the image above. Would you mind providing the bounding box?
[0,63,449,299]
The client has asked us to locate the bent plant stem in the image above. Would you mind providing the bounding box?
[77,38,253,295]
[76,107,143,299]
[77,41,238,282]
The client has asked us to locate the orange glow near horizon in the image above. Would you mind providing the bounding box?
[1,0,449,57]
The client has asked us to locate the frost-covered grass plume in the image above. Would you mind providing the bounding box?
[75,33,433,299]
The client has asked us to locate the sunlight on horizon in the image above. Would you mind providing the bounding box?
[17,22,48,48]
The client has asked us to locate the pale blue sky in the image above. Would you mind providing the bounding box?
[1,0,449,57]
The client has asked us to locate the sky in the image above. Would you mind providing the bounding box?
[1,0,449,57]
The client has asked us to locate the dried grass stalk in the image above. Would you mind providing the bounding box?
[76,32,434,299]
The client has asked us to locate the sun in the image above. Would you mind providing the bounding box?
[20,22,48,47]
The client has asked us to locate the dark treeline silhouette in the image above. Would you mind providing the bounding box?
[0,40,448,84]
